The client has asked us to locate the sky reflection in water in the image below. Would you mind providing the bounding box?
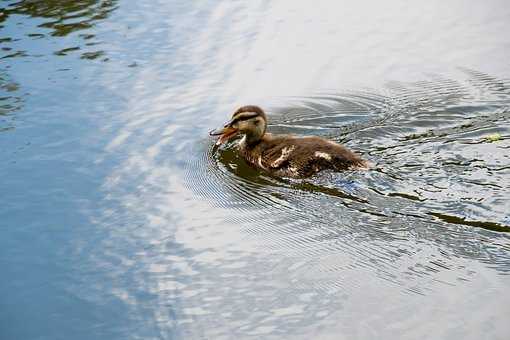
[1,0,510,339]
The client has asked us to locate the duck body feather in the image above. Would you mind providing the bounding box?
[239,133,367,178]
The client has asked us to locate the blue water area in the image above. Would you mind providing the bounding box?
[1,1,510,339]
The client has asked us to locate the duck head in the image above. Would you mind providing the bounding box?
[210,105,267,145]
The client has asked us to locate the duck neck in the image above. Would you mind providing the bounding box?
[244,123,265,146]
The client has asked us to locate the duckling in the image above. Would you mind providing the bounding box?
[210,105,369,178]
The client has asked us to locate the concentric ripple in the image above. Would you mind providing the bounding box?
[184,70,510,296]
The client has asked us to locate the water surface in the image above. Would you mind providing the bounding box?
[1,1,510,339]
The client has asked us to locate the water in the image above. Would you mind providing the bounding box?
[1,0,510,339]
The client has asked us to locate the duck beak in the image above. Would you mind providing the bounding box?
[209,125,239,145]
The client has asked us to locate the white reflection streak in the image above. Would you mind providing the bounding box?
[93,0,510,338]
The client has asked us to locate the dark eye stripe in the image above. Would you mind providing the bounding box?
[231,112,259,124]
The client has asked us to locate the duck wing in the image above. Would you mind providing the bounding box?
[259,136,366,177]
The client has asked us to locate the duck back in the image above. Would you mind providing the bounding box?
[239,134,367,178]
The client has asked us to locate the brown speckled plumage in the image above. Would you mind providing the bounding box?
[211,105,368,178]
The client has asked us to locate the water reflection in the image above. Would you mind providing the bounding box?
[2,0,510,338]
[91,0,510,335]
[0,71,22,132]
[1,0,117,59]
[155,71,507,337]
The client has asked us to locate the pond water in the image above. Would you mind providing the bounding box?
[1,0,510,339]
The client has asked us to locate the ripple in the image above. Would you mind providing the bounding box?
[183,71,510,300]
[1,0,117,59]
[0,71,23,132]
